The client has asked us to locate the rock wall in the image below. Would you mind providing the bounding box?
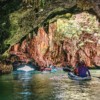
[28,25,100,68]
[10,12,100,68]
[2,0,100,58]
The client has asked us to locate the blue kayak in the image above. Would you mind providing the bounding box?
[68,72,91,81]
[51,68,57,73]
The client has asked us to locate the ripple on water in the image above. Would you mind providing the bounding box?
[49,73,100,100]
[0,70,100,100]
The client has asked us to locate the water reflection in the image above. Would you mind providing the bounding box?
[13,72,34,100]
[17,65,34,72]
[12,71,54,100]
[0,70,100,100]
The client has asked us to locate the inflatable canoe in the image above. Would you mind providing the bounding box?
[63,67,72,72]
[68,72,91,81]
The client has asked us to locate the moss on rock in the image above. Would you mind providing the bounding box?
[0,0,100,60]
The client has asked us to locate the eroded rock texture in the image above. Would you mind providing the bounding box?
[10,12,100,68]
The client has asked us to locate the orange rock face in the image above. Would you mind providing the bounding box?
[10,43,20,52]
[28,27,49,67]
[10,23,100,68]
[28,23,100,68]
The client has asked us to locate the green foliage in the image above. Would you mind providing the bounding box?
[5,9,33,46]
[22,0,52,9]
[56,12,100,39]
[39,0,45,8]
[57,18,81,39]
[0,0,22,54]
[77,0,93,10]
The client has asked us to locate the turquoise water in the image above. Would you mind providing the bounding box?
[0,70,100,100]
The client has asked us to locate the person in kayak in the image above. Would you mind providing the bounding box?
[74,61,91,77]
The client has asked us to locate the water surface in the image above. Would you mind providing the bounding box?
[0,70,100,100]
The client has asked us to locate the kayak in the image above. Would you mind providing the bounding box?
[68,72,91,81]
[42,68,57,73]
[51,68,57,73]
[63,67,72,72]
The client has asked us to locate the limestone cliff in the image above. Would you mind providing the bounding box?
[10,12,100,68]
[0,0,100,68]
